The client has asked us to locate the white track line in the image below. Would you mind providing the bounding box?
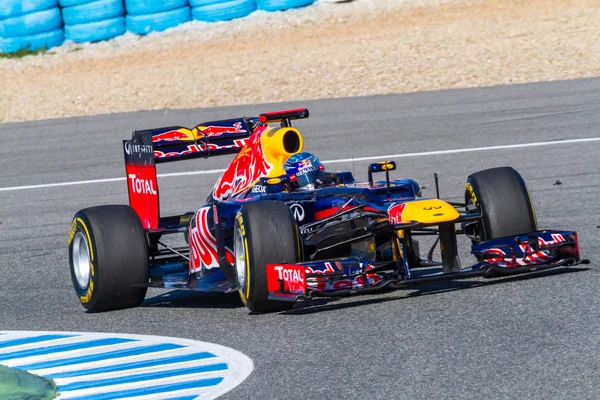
[1,137,599,192]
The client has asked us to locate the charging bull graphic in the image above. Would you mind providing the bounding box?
[211,125,304,201]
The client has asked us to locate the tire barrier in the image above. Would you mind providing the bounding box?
[61,0,125,25]
[0,1,64,53]
[0,0,58,19]
[59,0,97,7]
[65,16,125,42]
[126,6,191,35]
[256,0,315,12]
[62,0,125,43]
[0,28,64,53]
[0,8,62,37]
[0,0,318,53]
[124,0,189,16]
[191,0,257,23]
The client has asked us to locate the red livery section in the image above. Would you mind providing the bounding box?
[123,140,159,229]
[200,122,247,136]
[152,129,191,143]
[387,203,406,224]
[267,264,307,294]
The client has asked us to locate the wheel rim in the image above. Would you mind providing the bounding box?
[234,227,246,288]
[72,231,91,289]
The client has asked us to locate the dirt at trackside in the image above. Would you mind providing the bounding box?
[0,0,598,123]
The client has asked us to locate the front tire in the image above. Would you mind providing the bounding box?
[234,201,302,313]
[68,205,149,311]
[465,166,537,241]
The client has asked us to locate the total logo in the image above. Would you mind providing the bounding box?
[128,174,157,195]
[273,265,305,284]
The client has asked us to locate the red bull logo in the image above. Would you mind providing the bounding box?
[152,129,193,143]
[212,125,272,201]
[387,203,406,224]
[298,159,312,169]
[200,122,247,137]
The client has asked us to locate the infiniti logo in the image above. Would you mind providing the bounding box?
[290,204,305,221]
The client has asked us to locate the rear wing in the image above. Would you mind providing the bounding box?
[123,108,309,228]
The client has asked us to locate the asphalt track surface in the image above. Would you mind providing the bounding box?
[1,77,600,399]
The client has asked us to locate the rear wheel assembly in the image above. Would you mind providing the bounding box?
[68,205,149,312]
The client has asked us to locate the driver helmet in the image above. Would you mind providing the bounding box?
[283,152,325,191]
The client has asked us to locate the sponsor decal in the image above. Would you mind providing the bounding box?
[128,174,157,195]
[200,121,247,137]
[290,204,305,222]
[298,159,312,170]
[154,139,248,159]
[267,264,306,293]
[268,262,384,292]
[295,165,319,177]
[481,246,553,268]
[538,233,566,247]
[68,219,77,245]
[251,185,266,194]
[124,141,153,155]
[152,129,192,143]
[305,263,383,291]
[387,203,406,224]
[465,182,478,203]
[266,177,283,185]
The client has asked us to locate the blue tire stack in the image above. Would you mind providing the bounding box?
[60,0,126,43]
[191,0,256,23]
[256,0,314,12]
[125,0,191,35]
[0,0,64,54]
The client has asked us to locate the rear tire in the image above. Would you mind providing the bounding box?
[234,201,302,313]
[465,166,537,241]
[68,205,149,312]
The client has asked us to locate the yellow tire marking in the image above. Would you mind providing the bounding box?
[244,237,250,300]
[68,219,77,245]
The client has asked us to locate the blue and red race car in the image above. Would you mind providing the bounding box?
[68,108,587,313]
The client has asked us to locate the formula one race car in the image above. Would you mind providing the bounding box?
[68,108,587,313]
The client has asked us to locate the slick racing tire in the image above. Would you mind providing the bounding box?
[234,201,302,313]
[68,205,149,312]
[465,166,537,241]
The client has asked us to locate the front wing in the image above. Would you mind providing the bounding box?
[266,230,585,302]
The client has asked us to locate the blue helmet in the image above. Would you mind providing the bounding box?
[283,152,325,190]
